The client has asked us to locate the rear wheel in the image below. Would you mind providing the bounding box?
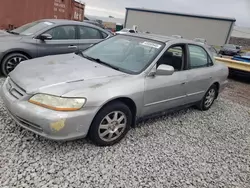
[1,53,29,76]
[197,84,218,111]
[88,102,132,146]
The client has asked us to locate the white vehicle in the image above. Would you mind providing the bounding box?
[194,38,207,45]
[116,28,137,34]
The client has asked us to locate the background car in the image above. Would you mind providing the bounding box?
[194,38,207,45]
[232,52,250,63]
[0,19,112,76]
[0,34,228,146]
[172,35,183,39]
[219,44,241,56]
[83,20,105,29]
[116,28,137,34]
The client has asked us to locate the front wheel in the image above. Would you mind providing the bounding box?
[1,53,29,76]
[197,85,218,111]
[88,102,132,146]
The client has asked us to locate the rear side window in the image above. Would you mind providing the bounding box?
[79,26,103,39]
[188,45,212,69]
[45,26,76,40]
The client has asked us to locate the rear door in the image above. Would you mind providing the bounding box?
[185,44,214,103]
[37,25,78,57]
[77,26,107,51]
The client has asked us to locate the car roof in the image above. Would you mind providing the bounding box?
[40,19,83,24]
[123,33,199,45]
[39,19,108,32]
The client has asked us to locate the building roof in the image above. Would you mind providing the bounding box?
[86,15,124,25]
[231,26,250,39]
[126,8,236,22]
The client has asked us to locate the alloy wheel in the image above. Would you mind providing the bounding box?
[98,111,127,142]
[204,88,216,108]
[5,56,27,74]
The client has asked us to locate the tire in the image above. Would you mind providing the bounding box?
[197,84,218,111]
[88,101,132,146]
[1,53,29,76]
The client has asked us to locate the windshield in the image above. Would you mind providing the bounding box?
[11,21,54,36]
[82,35,165,74]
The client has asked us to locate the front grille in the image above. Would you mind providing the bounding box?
[6,78,26,99]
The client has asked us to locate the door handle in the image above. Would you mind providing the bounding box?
[68,45,77,49]
[181,82,186,85]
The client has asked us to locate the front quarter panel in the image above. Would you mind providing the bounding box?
[63,75,145,117]
[0,37,37,59]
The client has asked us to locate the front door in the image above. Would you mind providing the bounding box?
[142,44,188,116]
[142,71,187,116]
[37,25,79,57]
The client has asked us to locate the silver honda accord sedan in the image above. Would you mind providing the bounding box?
[0,33,228,146]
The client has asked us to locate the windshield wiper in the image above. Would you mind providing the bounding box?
[82,54,121,71]
[7,30,19,35]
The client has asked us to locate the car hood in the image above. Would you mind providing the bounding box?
[0,32,23,41]
[10,53,126,95]
[0,30,8,35]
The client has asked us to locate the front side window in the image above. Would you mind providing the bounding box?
[188,45,211,69]
[79,26,102,39]
[82,35,165,74]
[11,21,54,36]
[45,26,76,40]
[157,46,184,71]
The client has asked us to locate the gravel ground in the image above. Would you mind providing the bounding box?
[0,77,250,188]
[221,77,250,108]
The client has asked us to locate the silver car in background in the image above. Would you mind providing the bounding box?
[0,19,111,76]
[0,34,228,146]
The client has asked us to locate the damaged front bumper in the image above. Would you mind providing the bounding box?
[0,78,98,141]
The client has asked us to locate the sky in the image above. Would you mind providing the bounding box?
[80,0,250,27]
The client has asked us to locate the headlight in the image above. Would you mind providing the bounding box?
[29,94,86,111]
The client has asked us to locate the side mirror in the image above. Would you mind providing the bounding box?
[156,64,174,76]
[38,33,52,41]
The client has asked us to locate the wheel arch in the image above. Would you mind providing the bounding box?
[212,82,220,98]
[0,50,32,75]
[92,97,137,128]
[1,50,32,63]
